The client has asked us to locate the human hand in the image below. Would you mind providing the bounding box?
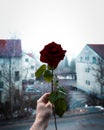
[30,93,52,130]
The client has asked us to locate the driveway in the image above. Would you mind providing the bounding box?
[69,89,88,110]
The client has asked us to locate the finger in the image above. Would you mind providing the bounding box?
[37,93,50,103]
[46,101,52,108]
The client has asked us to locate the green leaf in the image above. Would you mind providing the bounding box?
[49,91,58,103]
[55,98,67,117]
[35,64,46,78]
[49,90,67,117]
[44,70,53,82]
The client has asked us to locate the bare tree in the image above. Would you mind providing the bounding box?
[0,39,22,118]
[92,58,104,94]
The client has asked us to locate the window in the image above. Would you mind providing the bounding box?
[31,73,34,78]
[85,67,90,73]
[88,81,90,85]
[15,71,20,81]
[88,67,90,72]
[25,58,29,62]
[31,65,34,70]
[80,57,83,62]
[86,80,90,85]
[92,57,96,64]
[85,56,89,61]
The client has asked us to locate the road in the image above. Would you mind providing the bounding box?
[0,112,104,130]
[48,112,104,130]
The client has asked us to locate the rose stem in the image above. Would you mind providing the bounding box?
[51,70,57,130]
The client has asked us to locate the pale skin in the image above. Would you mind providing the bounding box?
[30,93,52,130]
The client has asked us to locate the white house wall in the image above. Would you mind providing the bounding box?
[21,53,37,81]
[76,45,102,94]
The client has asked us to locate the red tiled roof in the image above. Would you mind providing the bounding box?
[0,39,22,57]
[87,44,104,58]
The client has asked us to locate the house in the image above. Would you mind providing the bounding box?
[0,39,41,104]
[0,39,22,103]
[76,44,104,95]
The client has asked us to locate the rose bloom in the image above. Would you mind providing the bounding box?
[40,42,66,69]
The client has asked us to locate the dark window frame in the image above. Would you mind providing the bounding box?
[15,71,20,81]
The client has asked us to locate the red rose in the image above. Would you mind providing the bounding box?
[40,42,66,68]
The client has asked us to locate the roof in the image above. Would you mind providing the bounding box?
[0,39,22,57]
[87,44,104,58]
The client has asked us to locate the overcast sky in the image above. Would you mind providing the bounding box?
[0,0,104,60]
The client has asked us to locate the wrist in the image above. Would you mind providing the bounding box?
[35,116,48,129]
[30,117,48,130]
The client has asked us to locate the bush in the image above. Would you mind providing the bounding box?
[87,93,98,106]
